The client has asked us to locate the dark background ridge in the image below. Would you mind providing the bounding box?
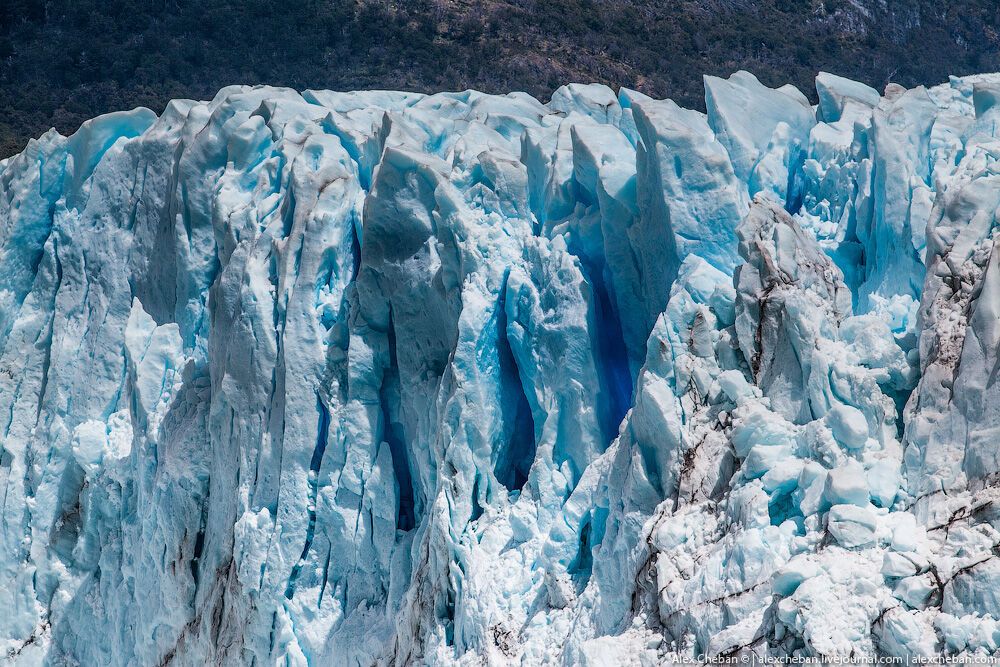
[3,0,999,158]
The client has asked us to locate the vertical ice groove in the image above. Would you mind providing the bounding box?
[284,392,331,599]
[6,74,1000,664]
[380,313,416,533]
[492,278,537,492]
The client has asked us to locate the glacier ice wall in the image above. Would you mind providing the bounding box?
[4,71,1000,664]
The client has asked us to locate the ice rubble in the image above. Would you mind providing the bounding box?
[3,70,1000,664]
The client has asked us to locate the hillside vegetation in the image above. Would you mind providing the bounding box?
[3,0,1000,157]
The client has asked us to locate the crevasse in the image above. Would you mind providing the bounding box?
[2,72,1000,664]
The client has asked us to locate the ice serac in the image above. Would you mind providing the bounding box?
[3,70,1000,664]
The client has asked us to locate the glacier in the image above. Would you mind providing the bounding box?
[3,70,1000,664]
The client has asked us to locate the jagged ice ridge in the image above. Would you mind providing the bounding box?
[3,70,1000,664]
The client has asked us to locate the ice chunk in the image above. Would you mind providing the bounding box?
[888,512,921,552]
[823,460,870,507]
[894,574,936,610]
[882,552,918,578]
[828,503,877,548]
[773,556,820,596]
[866,460,901,509]
[714,369,753,404]
[815,72,880,123]
[826,404,869,449]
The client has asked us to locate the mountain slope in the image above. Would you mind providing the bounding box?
[3,0,1000,157]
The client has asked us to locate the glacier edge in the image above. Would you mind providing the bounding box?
[2,72,1000,664]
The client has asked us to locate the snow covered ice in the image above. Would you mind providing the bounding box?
[3,71,1000,664]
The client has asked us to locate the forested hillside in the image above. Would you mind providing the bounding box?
[3,0,1000,157]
